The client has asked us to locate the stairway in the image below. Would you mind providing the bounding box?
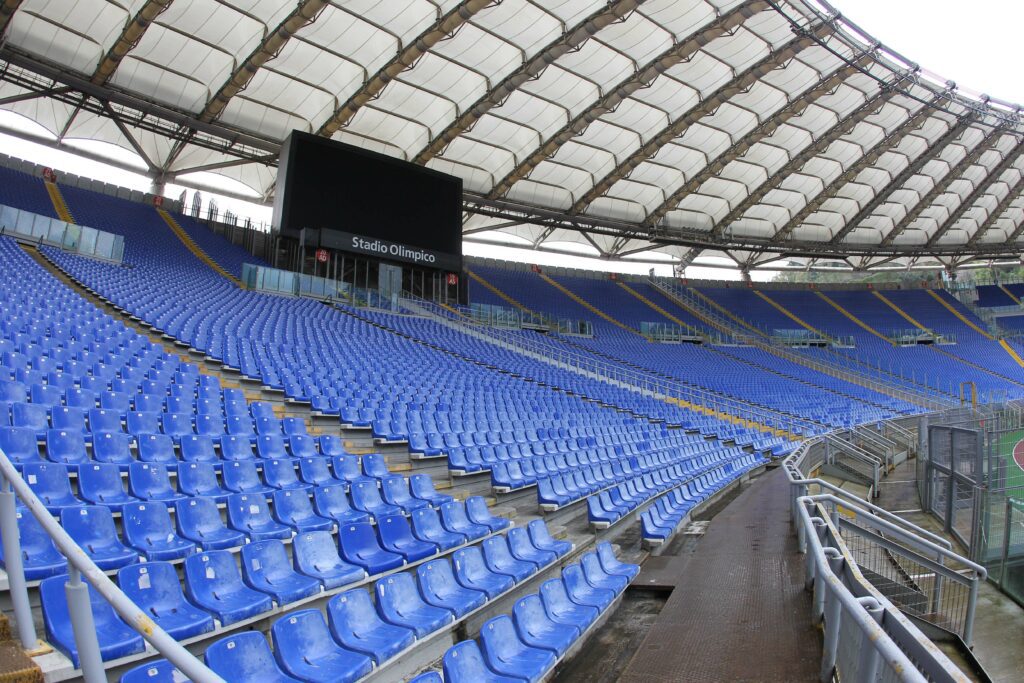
[998,339,1024,369]
[465,269,536,315]
[815,292,894,345]
[686,287,767,338]
[615,281,701,335]
[999,284,1023,306]
[925,290,992,339]
[536,272,645,338]
[872,291,928,330]
[156,209,242,286]
[43,182,74,224]
[753,290,829,339]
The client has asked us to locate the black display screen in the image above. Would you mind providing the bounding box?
[273,131,463,270]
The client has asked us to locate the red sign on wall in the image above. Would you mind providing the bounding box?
[153,195,164,208]
[315,249,329,263]
[42,167,56,183]
[446,273,459,286]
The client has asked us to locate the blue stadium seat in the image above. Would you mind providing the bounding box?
[92,431,134,466]
[118,562,213,639]
[227,493,291,542]
[0,426,40,463]
[411,507,466,550]
[409,672,443,683]
[184,551,273,625]
[333,456,372,486]
[312,485,370,526]
[222,460,272,494]
[270,609,373,683]
[540,578,599,629]
[443,639,525,683]
[180,434,218,463]
[50,406,87,435]
[0,509,66,579]
[39,575,145,668]
[581,552,629,594]
[88,408,123,434]
[77,462,138,512]
[12,403,48,440]
[409,473,454,506]
[122,502,195,561]
[512,594,579,656]
[177,462,230,502]
[326,589,415,664]
[175,497,246,550]
[507,528,557,567]
[361,454,391,480]
[194,413,226,438]
[562,564,615,611]
[22,462,82,512]
[297,457,341,487]
[62,505,139,569]
[119,660,181,683]
[137,433,177,464]
[204,632,300,683]
[480,614,556,683]
[160,412,193,441]
[376,514,437,563]
[466,496,511,532]
[288,435,317,459]
[440,501,489,541]
[317,435,346,457]
[350,480,402,519]
[337,522,404,574]
[453,546,514,599]
[263,459,308,491]
[381,475,429,513]
[416,558,486,617]
[374,572,453,637]
[220,434,254,461]
[126,411,160,437]
[240,540,321,605]
[597,541,640,580]
[481,536,535,583]
[272,489,333,532]
[128,462,184,502]
[256,434,289,461]
[527,519,572,557]
[46,428,89,465]
[293,530,366,589]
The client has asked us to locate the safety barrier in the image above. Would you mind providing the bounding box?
[0,448,222,682]
[785,434,985,682]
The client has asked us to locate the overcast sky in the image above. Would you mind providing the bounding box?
[833,0,1024,105]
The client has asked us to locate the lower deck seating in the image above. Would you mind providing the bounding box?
[118,542,633,683]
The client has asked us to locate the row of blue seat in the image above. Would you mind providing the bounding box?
[39,519,572,674]
[5,489,510,576]
[114,541,624,683]
[0,379,282,417]
[588,457,758,528]
[19,456,437,505]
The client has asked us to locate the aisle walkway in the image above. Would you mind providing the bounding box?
[619,468,820,682]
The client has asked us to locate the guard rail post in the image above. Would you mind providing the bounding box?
[0,471,36,648]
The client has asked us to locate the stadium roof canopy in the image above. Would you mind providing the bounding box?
[1,0,1023,272]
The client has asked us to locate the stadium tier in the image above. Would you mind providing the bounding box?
[0,166,1020,680]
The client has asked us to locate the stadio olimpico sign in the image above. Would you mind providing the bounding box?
[312,228,463,271]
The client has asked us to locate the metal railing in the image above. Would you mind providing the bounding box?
[785,434,986,682]
[823,433,884,495]
[399,295,820,436]
[796,498,975,683]
[0,450,222,683]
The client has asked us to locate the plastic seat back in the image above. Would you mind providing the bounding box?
[270,609,373,683]
[137,433,177,464]
[204,631,297,683]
